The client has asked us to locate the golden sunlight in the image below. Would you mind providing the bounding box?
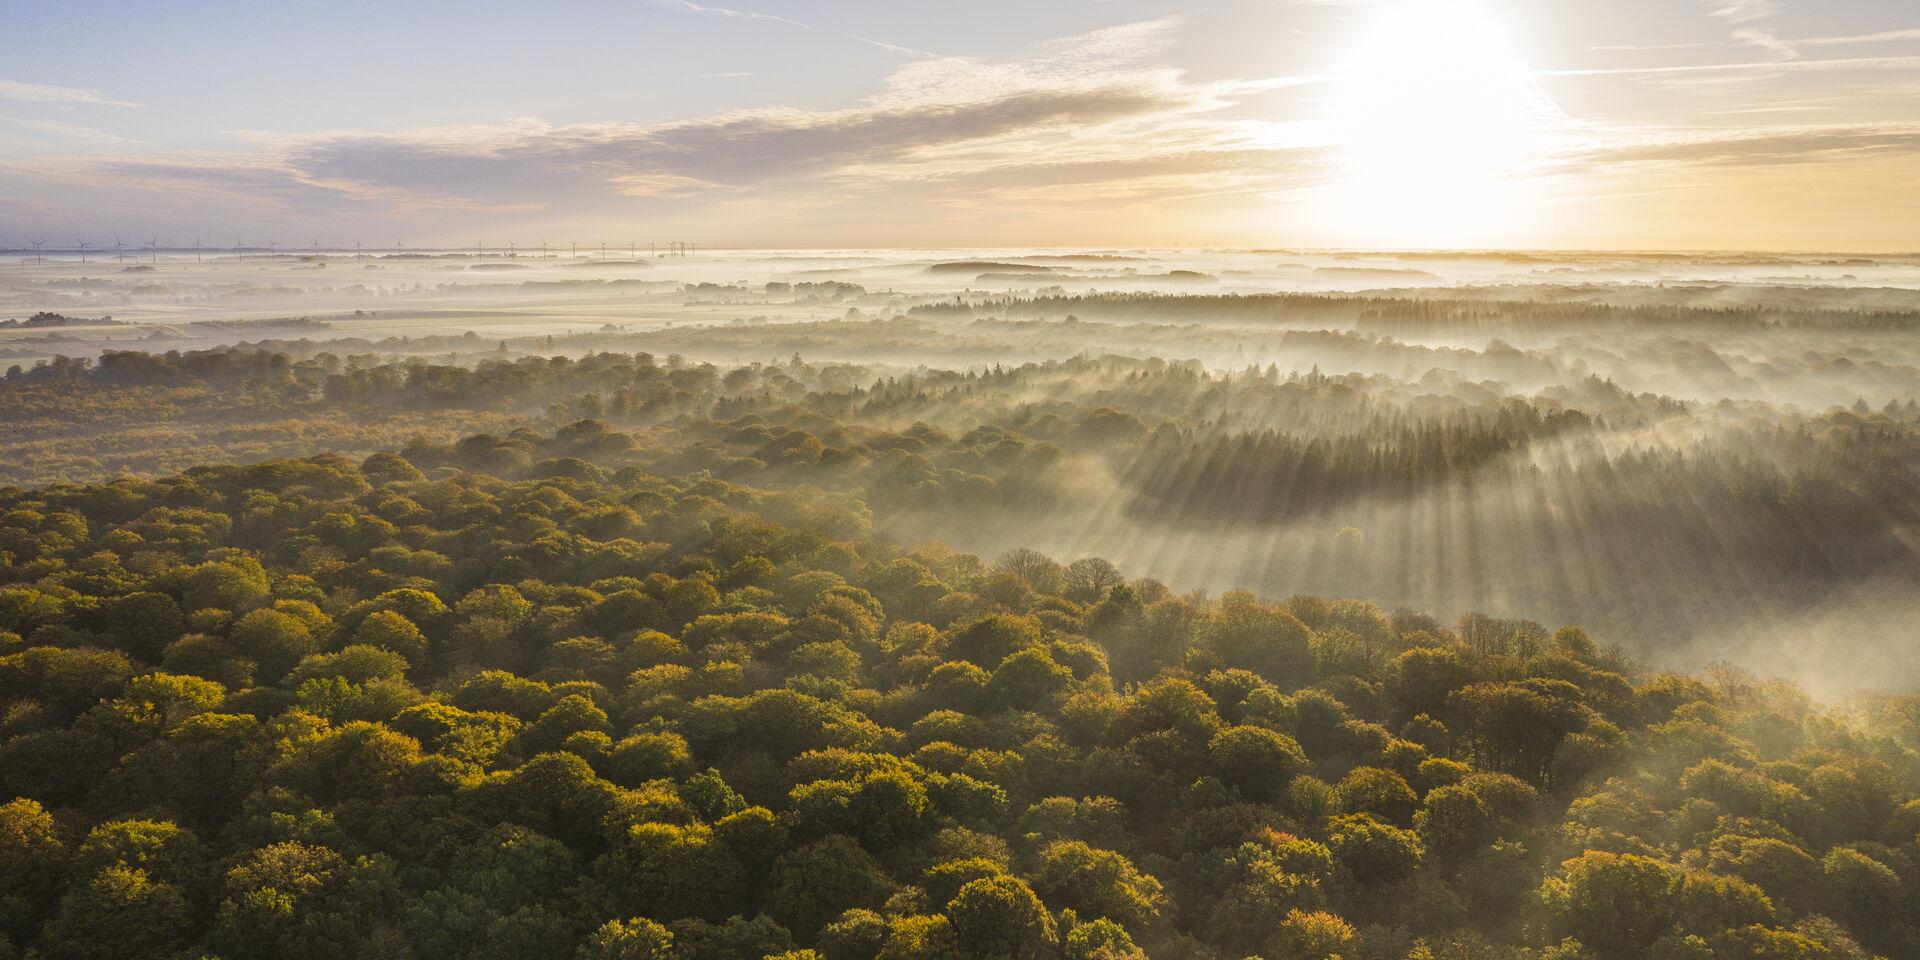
[1315,0,1560,247]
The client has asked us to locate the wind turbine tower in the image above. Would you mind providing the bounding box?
[30,240,45,264]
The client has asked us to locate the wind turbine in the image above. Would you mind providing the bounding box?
[266,238,277,261]
[148,237,158,263]
[310,239,320,257]
[355,239,363,257]
[30,240,45,264]
[507,240,516,258]
[570,241,577,259]
[476,238,485,258]
[114,236,126,263]
[234,238,243,261]
[192,238,203,263]
[78,239,90,264]
[650,242,656,259]
[539,239,549,258]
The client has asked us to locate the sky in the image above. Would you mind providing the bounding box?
[1,0,1917,251]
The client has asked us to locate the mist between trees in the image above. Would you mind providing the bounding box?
[1,279,1918,960]
[1,416,1918,960]
[5,333,1917,692]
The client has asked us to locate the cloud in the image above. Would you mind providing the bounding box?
[1706,0,1778,25]
[1589,41,1723,52]
[89,18,1231,220]
[642,0,808,29]
[12,15,1340,244]
[853,36,941,58]
[1802,27,1920,46]
[1571,123,1920,169]
[1731,28,1797,60]
[1698,0,1796,58]
[1541,55,1920,77]
[276,84,1194,202]
[0,117,142,147]
[1593,26,1920,52]
[94,159,376,211]
[0,79,139,108]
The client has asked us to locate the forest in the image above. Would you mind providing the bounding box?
[3,255,1919,960]
[0,404,1916,959]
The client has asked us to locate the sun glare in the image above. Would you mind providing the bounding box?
[1315,0,1557,247]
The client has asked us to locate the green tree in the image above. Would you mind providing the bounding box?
[227,608,317,683]
[0,798,66,943]
[1207,724,1307,802]
[1327,812,1424,886]
[1415,784,1497,862]
[1541,852,1682,960]
[351,610,430,666]
[944,875,1056,960]
[1334,766,1419,824]
[1192,590,1316,687]
[578,916,676,960]
[1032,841,1163,934]
[41,865,192,960]
[986,648,1072,710]
[769,835,893,940]
[210,841,400,960]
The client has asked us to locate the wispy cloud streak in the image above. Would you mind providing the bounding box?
[642,0,808,29]
[0,79,140,108]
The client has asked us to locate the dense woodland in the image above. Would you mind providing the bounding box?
[0,403,1918,959]
[2,283,1919,960]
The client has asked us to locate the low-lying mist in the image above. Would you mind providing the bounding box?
[4,248,1918,696]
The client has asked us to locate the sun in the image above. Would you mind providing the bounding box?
[1312,0,1560,248]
